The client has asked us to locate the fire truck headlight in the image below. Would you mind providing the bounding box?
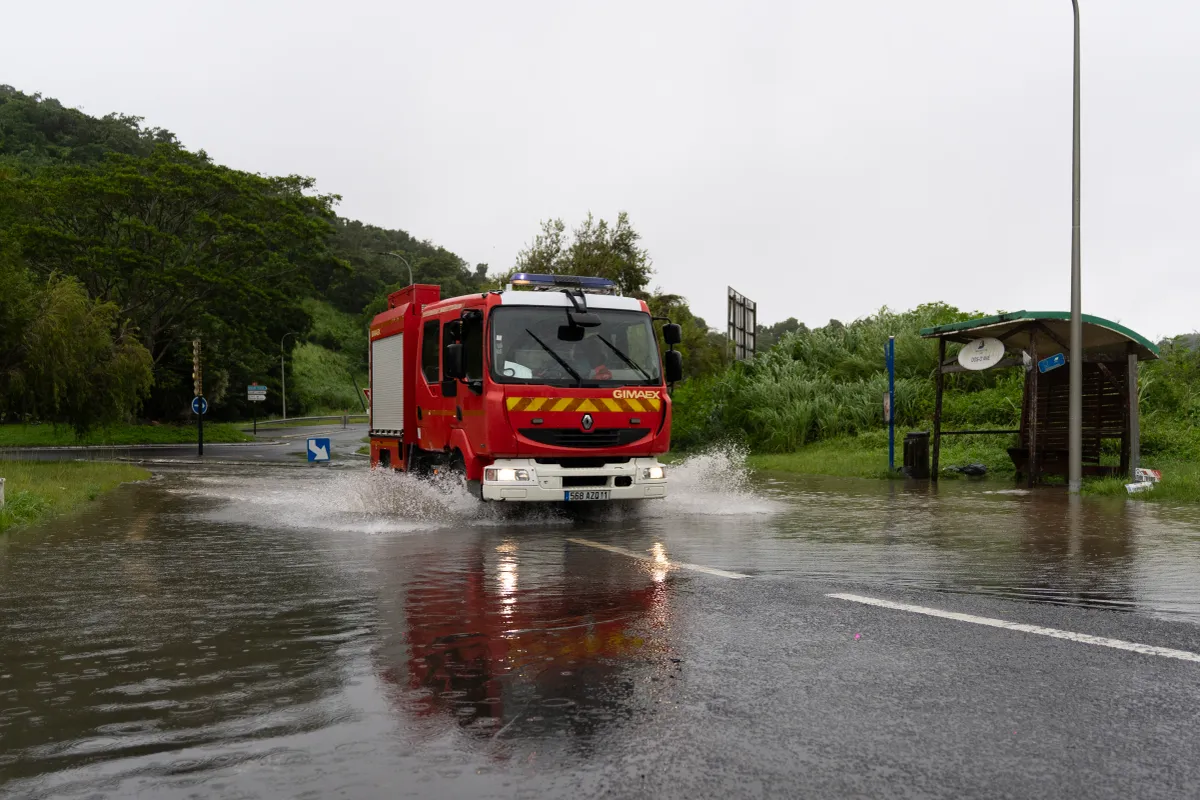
[642,466,665,480]
[485,468,532,482]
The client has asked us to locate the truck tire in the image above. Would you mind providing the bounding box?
[447,451,483,500]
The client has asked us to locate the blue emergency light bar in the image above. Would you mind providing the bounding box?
[507,273,618,295]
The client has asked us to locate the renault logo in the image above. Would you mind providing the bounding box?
[581,413,594,431]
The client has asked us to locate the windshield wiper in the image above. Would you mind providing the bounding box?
[525,329,583,385]
[596,335,653,382]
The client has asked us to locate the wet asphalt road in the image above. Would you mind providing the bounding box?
[3,454,1200,798]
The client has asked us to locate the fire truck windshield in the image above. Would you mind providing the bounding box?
[490,307,663,387]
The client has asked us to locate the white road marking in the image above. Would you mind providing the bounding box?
[566,538,748,579]
[828,593,1200,664]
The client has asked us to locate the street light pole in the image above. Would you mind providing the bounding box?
[374,251,414,287]
[1068,0,1083,493]
[281,331,299,420]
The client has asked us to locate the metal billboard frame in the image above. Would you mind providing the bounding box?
[727,286,757,361]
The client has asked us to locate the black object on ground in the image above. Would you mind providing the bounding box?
[903,431,930,479]
[946,463,988,477]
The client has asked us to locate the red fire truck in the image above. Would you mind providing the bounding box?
[367,273,683,502]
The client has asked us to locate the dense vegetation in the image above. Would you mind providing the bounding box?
[673,303,1200,480]
[0,86,488,431]
[4,83,1193,486]
[0,86,729,436]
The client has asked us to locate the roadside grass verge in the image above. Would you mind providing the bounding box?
[742,431,1017,480]
[1082,462,1200,502]
[730,432,1197,502]
[0,423,253,447]
[244,414,366,432]
[0,461,150,533]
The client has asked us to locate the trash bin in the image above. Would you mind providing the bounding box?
[904,431,930,479]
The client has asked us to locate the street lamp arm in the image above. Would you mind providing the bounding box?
[373,251,414,287]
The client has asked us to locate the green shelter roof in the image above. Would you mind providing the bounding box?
[919,311,1159,361]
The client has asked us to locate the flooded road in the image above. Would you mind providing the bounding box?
[4,452,1200,798]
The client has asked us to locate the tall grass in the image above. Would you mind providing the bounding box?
[672,303,1024,453]
[291,342,367,414]
[1082,461,1200,502]
[0,460,150,532]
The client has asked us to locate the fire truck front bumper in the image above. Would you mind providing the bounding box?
[480,457,668,502]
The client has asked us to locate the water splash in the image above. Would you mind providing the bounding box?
[572,443,781,521]
[170,466,570,533]
[167,444,777,533]
[648,443,780,517]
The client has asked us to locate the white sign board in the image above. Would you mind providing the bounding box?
[957,337,1006,371]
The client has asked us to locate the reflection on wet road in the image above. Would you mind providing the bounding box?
[4,451,1200,798]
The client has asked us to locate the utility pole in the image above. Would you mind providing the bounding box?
[886,336,896,472]
[193,338,204,457]
[281,331,300,419]
[1068,0,1083,493]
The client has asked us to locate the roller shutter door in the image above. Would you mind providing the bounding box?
[371,333,404,431]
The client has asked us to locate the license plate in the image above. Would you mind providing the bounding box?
[564,490,611,501]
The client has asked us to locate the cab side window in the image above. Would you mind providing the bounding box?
[421,320,439,382]
[462,315,483,381]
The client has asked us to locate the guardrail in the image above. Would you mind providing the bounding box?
[248,415,368,430]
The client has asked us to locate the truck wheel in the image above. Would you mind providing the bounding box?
[446,451,466,486]
[446,451,482,500]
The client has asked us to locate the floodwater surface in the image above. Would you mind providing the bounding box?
[3,452,1200,797]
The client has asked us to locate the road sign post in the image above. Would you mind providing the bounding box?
[191,395,207,455]
[193,339,203,456]
[247,383,267,434]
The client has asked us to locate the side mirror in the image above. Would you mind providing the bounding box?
[444,342,465,379]
[664,349,683,383]
[663,323,682,346]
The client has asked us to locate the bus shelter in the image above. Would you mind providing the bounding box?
[919,311,1159,485]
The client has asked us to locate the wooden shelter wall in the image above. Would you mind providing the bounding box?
[1021,363,1127,466]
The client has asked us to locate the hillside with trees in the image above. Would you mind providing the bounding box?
[0,85,724,434]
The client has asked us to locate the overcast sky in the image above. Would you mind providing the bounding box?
[5,0,1198,339]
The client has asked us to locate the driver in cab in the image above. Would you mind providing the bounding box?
[574,335,612,381]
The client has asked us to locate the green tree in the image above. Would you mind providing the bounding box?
[646,293,730,377]
[0,245,37,393]
[328,218,483,315]
[512,212,729,378]
[3,272,152,433]
[2,144,339,417]
[515,212,652,295]
[756,317,806,352]
[0,85,176,168]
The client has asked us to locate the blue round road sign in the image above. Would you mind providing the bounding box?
[191,396,208,415]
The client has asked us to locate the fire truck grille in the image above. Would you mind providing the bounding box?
[535,457,631,468]
[519,428,649,449]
